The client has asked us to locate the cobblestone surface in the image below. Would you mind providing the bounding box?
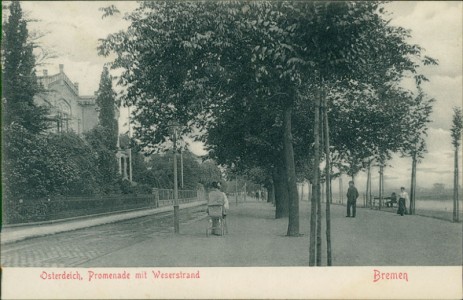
[1,206,206,267]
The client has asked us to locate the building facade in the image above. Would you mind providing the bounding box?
[35,64,131,181]
[35,64,99,134]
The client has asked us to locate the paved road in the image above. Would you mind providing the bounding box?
[1,201,461,267]
[1,206,206,267]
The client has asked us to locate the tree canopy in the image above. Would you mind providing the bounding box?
[2,1,50,134]
[95,66,119,150]
[98,1,436,237]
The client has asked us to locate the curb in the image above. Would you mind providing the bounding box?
[1,201,207,245]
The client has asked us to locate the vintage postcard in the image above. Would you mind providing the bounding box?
[1,1,462,299]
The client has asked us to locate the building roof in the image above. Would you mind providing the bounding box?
[37,64,96,105]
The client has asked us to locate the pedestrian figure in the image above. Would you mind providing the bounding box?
[397,187,409,216]
[346,181,359,218]
[207,181,229,235]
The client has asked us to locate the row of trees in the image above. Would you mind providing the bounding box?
[133,150,222,190]
[99,2,439,265]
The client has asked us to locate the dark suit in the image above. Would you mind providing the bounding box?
[346,186,359,217]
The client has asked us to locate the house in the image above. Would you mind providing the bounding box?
[35,64,99,134]
[35,64,131,180]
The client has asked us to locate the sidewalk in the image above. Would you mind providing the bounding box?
[2,200,461,266]
[0,200,206,245]
[78,200,462,267]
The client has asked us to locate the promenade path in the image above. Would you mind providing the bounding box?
[2,200,461,267]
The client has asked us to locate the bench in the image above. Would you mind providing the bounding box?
[372,197,397,209]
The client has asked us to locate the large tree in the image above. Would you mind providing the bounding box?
[1,1,49,134]
[2,1,50,224]
[400,88,434,215]
[95,66,118,149]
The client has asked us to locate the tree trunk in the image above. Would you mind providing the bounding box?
[308,182,312,204]
[299,182,303,202]
[339,177,343,204]
[379,164,384,210]
[316,97,323,266]
[267,180,275,204]
[454,147,459,222]
[283,106,300,236]
[323,93,332,266]
[367,163,372,208]
[410,155,417,215]
[309,93,321,266]
[316,171,322,266]
[274,160,289,219]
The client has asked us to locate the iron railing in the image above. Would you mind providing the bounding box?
[4,189,202,225]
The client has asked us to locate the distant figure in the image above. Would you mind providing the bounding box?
[346,181,359,218]
[256,191,260,201]
[397,187,409,216]
[386,192,398,207]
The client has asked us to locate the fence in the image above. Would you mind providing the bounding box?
[4,189,202,225]
[154,188,199,207]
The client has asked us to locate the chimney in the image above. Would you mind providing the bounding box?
[59,64,64,73]
[43,69,48,76]
[74,82,79,92]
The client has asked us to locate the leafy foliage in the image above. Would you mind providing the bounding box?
[3,124,100,199]
[138,151,221,190]
[98,1,435,171]
[84,126,120,193]
[1,1,50,134]
[95,67,118,150]
[451,107,463,149]
[400,87,434,162]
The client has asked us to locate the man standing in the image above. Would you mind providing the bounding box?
[346,181,359,218]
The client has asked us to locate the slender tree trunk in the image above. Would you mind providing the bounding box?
[308,182,312,204]
[367,163,372,208]
[365,165,370,209]
[379,165,384,210]
[329,178,333,204]
[454,147,459,222]
[339,177,343,204]
[316,97,323,266]
[323,93,332,266]
[309,93,321,266]
[316,172,322,266]
[410,155,417,215]
[267,180,275,204]
[274,160,289,218]
[283,106,300,236]
[299,182,303,202]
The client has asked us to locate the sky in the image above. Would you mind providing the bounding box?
[13,1,463,191]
